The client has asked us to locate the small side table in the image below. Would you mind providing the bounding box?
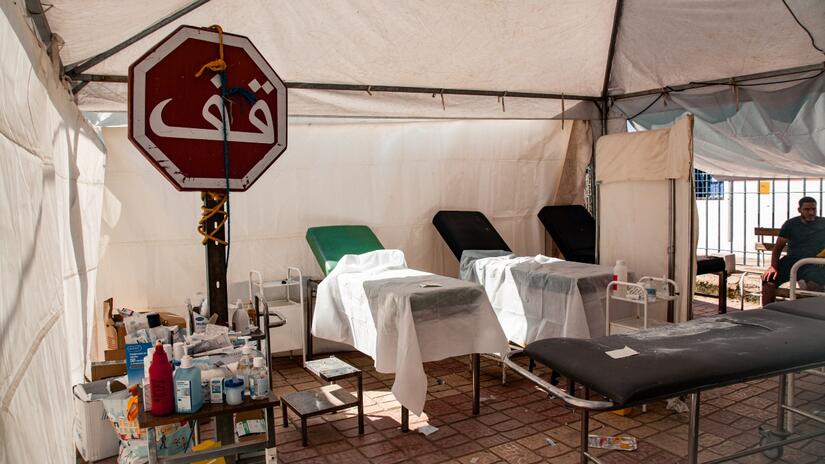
[137,392,279,463]
[281,356,364,446]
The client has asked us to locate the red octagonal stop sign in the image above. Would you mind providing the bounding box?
[129,25,287,192]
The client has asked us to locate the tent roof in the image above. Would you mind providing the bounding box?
[44,0,825,117]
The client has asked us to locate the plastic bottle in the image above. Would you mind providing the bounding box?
[149,342,174,416]
[142,347,155,411]
[174,355,204,413]
[657,275,670,298]
[249,357,270,400]
[612,260,628,296]
[236,344,255,395]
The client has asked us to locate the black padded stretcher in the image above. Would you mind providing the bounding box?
[539,205,729,314]
[432,210,511,260]
[505,298,825,464]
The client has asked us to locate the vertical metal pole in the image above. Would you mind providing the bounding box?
[401,406,409,432]
[776,373,788,434]
[728,181,734,255]
[787,178,791,220]
[687,392,701,464]
[705,176,709,256]
[668,179,676,323]
[771,179,776,228]
[203,193,234,461]
[717,184,722,253]
[742,181,747,265]
[595,182,601,263]
[203,193,229,326]
[786,373,795,433]
[472,353,481,415]
[757,178,762,266]
[580,409,590,464]
[819,178,823,216]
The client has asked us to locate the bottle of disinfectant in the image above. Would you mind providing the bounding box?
[174,355,203,413]
[149,342,174,416]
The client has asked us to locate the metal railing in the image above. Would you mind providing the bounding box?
[695,174,825,267]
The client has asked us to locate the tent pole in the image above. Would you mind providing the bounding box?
[593,0,623,265]
[67,74,599,102]
[613,63,824,100]
[24,0,53,51]
[600,0,624,101]
[63,0,213,76]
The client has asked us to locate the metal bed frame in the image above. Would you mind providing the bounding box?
[503,349,825,464]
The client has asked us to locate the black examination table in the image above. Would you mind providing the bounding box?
[506,298,825,463]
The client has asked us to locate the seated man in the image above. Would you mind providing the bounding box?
[762,196,825,305]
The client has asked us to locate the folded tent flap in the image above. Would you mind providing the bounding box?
[431,210,511,261]
[305,225,385,276]
[537,205,596,264]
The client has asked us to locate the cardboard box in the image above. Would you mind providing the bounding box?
[103,297,188,351]
[104,349,125,362]
[73,380,122,462]
[90,360,126,381]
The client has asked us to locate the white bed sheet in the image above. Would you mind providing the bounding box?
[461,252,615,344]
[312,249,508,415]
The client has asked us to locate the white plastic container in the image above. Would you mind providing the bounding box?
[236,344,255,394]
[249,357,270,400]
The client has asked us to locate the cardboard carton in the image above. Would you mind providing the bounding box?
[73,380,123,462]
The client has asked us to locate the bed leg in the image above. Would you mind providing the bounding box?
[580,409,590,464]
[718,271,727,314]
[777,373,788,434]
[472,353,480,415]
[401,406,409,432]
[687,392,701,464]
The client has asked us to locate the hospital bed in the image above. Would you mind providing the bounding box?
[538,205,729,315]
[432,210,616,343]
[503,300,825,464]
[304,225,508,430]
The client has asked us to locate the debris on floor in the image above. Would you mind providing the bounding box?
[587,435,638,451]
[418,424,439,436]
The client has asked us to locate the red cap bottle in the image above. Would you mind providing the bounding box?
[149,341,174,416]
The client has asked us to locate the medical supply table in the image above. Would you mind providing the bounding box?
[137,392,279,463]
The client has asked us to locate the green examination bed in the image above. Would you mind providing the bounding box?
[305,225,385,276]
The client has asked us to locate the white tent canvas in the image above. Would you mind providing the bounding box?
[1,0,824,461]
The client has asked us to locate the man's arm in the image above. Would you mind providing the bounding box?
[762,236,788,281]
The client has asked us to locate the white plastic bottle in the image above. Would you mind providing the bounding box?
[142,347,155,411]
[249,357,270,400]
[613,260,628,296]
[236,344,255,395]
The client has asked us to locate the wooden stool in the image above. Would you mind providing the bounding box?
[280,356,364,446]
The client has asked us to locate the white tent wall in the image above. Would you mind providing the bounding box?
[596,116,696,323]
[0,3,106,463]
[93,118,591,359]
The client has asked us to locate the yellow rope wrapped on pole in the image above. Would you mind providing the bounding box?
[198,191,228,245]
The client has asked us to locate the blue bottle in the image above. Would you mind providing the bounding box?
[174,355,203,413]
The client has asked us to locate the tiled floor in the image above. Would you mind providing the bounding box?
[88,296,825,463]
[269,298,825,463]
